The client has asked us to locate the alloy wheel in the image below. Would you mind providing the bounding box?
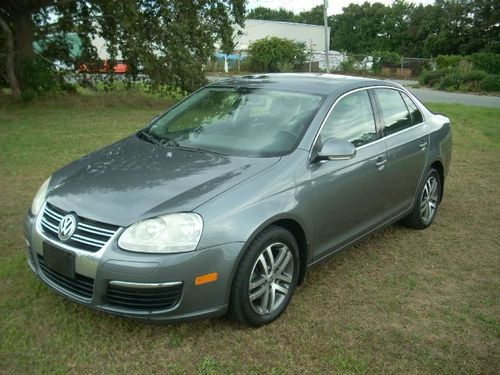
[420,175,439,224]
[248,242,294,316]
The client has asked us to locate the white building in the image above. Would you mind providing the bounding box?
[235,19,330,52]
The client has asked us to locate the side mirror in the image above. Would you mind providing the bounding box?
[316,138,356,161]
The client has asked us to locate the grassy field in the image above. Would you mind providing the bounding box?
[0,92,498,374]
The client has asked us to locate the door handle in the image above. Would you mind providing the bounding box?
[375,157,387,170]
[419,141,428,150]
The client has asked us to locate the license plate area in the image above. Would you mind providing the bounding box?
[43,242,75,279]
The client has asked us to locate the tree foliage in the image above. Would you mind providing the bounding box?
[0,0,245,98]
[248,37,306,73]
[247,5,324,25]
[331,0,499,57]
[250,1,499,58]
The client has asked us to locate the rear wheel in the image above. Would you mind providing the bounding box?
[402,168,441,229]
[229,226,299,327]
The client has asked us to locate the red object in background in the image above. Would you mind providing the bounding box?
[113,63,128,73]
[77,60,128,73]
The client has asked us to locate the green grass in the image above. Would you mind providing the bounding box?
[0,94,499,374]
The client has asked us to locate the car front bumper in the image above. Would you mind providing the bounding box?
[24,209,245,322]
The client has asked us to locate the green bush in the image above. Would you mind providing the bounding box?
[19,56,59,95]
[419,68,452,87]
[248,37,306,72]
[371,51,400,73]
[479,75,500,92]
[419,67,498,92]
[462,70,489,82]
[436,71,464,91]
[435,55,463,69]
[468,53,500,75]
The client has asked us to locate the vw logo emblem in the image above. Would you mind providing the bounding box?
[58,214,77,241]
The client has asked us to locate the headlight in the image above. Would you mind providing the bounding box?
[30,177,51,216]
[118,213,203,253]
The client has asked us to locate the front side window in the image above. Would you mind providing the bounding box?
[147,87,324,157]
[320,90,377,147]
[374,89,412,136]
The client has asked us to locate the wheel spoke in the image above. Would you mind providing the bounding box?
[273,245,287,272]
[430,178,438,196]
[264,246,275,273]
[268,285,276,312]
[275,273,292,284]
[259,287,270,314]
[274,283,289,295]
[275,251,292,276]
[249,275,266,291]
[249,283,267,301]
[257,253,270,277]
[421,204,428,217]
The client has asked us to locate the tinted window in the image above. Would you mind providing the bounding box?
[401,92,424,125]
[320,90,377,147]
[375,89,412,136]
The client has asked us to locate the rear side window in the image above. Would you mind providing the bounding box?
[401,92,424,125]
[320,90,377,147]
[375,89,412,136]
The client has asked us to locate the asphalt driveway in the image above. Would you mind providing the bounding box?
[391,80,500,108]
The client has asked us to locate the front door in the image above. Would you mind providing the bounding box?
[311,89,389,261]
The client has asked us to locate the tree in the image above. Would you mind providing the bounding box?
[296,5,324,26]
[248,37,306,72]
[0,0,245,98]
[247,6,296,22]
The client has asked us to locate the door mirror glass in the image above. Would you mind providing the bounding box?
[317,138,356,161]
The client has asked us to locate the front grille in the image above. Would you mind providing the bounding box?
[37,255,94,299]
[106,283,182,311]
[40,203,119,252]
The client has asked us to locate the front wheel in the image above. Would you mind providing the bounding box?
[229,226,299,327]
[402,168,442,229]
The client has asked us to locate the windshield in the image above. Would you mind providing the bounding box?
[147,87,324,157]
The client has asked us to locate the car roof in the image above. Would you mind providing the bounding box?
[208,73,402,97]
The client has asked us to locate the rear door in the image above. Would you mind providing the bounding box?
[372,88,429,215]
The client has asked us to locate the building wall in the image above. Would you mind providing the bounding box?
[236,19,330,52]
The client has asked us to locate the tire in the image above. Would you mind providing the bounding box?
[229,225,300,327]
[402,168,442,229]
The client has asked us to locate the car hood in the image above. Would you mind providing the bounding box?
[47,136,279,226]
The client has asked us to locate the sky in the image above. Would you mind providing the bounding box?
[248,0,436,15]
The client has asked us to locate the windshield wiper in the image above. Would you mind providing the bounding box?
[164,142,227,156]
[137,130,164,147]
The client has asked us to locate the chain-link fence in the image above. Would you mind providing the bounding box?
[208,51,433,79]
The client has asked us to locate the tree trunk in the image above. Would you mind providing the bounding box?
[13,11,35,90]
[0,16,21,99]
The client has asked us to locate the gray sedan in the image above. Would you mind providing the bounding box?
[24,74,452,326]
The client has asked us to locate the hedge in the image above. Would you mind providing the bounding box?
[435,53,500,75]
[419,68,500,92]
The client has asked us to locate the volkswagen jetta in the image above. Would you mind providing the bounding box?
[24,74,452,326]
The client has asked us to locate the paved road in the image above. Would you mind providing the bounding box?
[408,87,499,108]
[391,80,500,108]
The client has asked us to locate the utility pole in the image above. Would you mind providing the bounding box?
[323,0,329,73]
[308,39,314,73]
